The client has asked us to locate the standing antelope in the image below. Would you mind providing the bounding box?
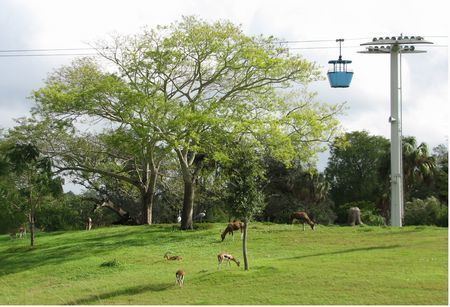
[86,217,93,231]
[220,220,245,241]
[175,269,185,287]
[217,252,240,269]
[290,211,316,231]
[18,226,26,239]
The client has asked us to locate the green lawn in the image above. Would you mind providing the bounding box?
[0,223,447,304]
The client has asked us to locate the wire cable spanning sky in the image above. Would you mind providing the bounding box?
[0,36,447,56]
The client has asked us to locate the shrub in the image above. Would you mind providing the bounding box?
[308,200,337,225]
[360,210,386,226]
[100,259,120,267]
[336,200,384,225]
[404,197,448,227]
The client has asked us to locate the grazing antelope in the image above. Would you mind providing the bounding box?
[220,220,245,241]
[290,211,316,231]
[175,269,185,287]
[164,252,183,261]
[217,252,240,269]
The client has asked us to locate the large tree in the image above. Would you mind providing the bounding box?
[325,131,390,220]
[9,118,167,225]
[31,17,342,229]
[1,141,62,246]
[225,142,265,271]
[401,136,437,200]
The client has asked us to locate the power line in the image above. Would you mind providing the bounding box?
[0,47,95,53]
[279,37,372,44]
[0,35,446,57]
[0,53,98,58]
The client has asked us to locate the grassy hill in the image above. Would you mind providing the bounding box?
[0,223,447,305]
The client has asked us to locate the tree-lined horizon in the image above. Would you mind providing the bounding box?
[0,17,447,240]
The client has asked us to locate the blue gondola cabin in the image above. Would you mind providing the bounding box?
[327,59,353,88]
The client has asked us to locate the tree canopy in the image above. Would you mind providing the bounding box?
[27,17,343,229]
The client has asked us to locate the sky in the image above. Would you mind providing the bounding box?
[0,0,448,193]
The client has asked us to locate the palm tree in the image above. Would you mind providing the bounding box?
[402,137,436,200]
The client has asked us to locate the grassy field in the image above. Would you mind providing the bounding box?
[0,223,447,305]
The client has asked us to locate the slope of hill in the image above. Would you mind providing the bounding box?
[0,223,447,304]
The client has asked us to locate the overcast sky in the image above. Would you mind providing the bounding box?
[0,0,448,192]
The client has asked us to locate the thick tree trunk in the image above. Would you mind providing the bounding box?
[140,161,159,225]
[100,200,137,225]
[180,179,195,230]
[141,192,152,225]
[243,218,249,270]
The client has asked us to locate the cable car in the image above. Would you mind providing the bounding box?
[327,39,353,88]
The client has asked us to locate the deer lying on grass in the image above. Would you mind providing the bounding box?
[164,252,183,261]
[290,211,316,231]
[175,269,185,287]
[220,220,245,241]
[217,252,240,269]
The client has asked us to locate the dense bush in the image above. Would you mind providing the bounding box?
[306,200,337,225]
[360,210,386,226]
[404,197,448,227]
[36,201,81,231]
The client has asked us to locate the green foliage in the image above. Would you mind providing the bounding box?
[307,200,337,225]
[360,210,386,226]
[401,136,437,200]
[225,144,266,220]
[431,144,448,204]
[404,197,448,227]
[28,16,342,229]
[35,194,89,231]
[263,157,335,224]
[326,131,390,209]
[0,140,63,243]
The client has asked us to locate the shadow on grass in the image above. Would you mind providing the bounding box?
[282,245,401,260]
[0,225,219,276]
[67,282,172,304]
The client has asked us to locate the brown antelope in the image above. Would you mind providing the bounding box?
[175,269,185,287]
[290,211,316,231]
[18,226,26,238]
[220,220,245,241]
[217,252,240,269]
[164,252,183,261]
[9,227,26,239]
